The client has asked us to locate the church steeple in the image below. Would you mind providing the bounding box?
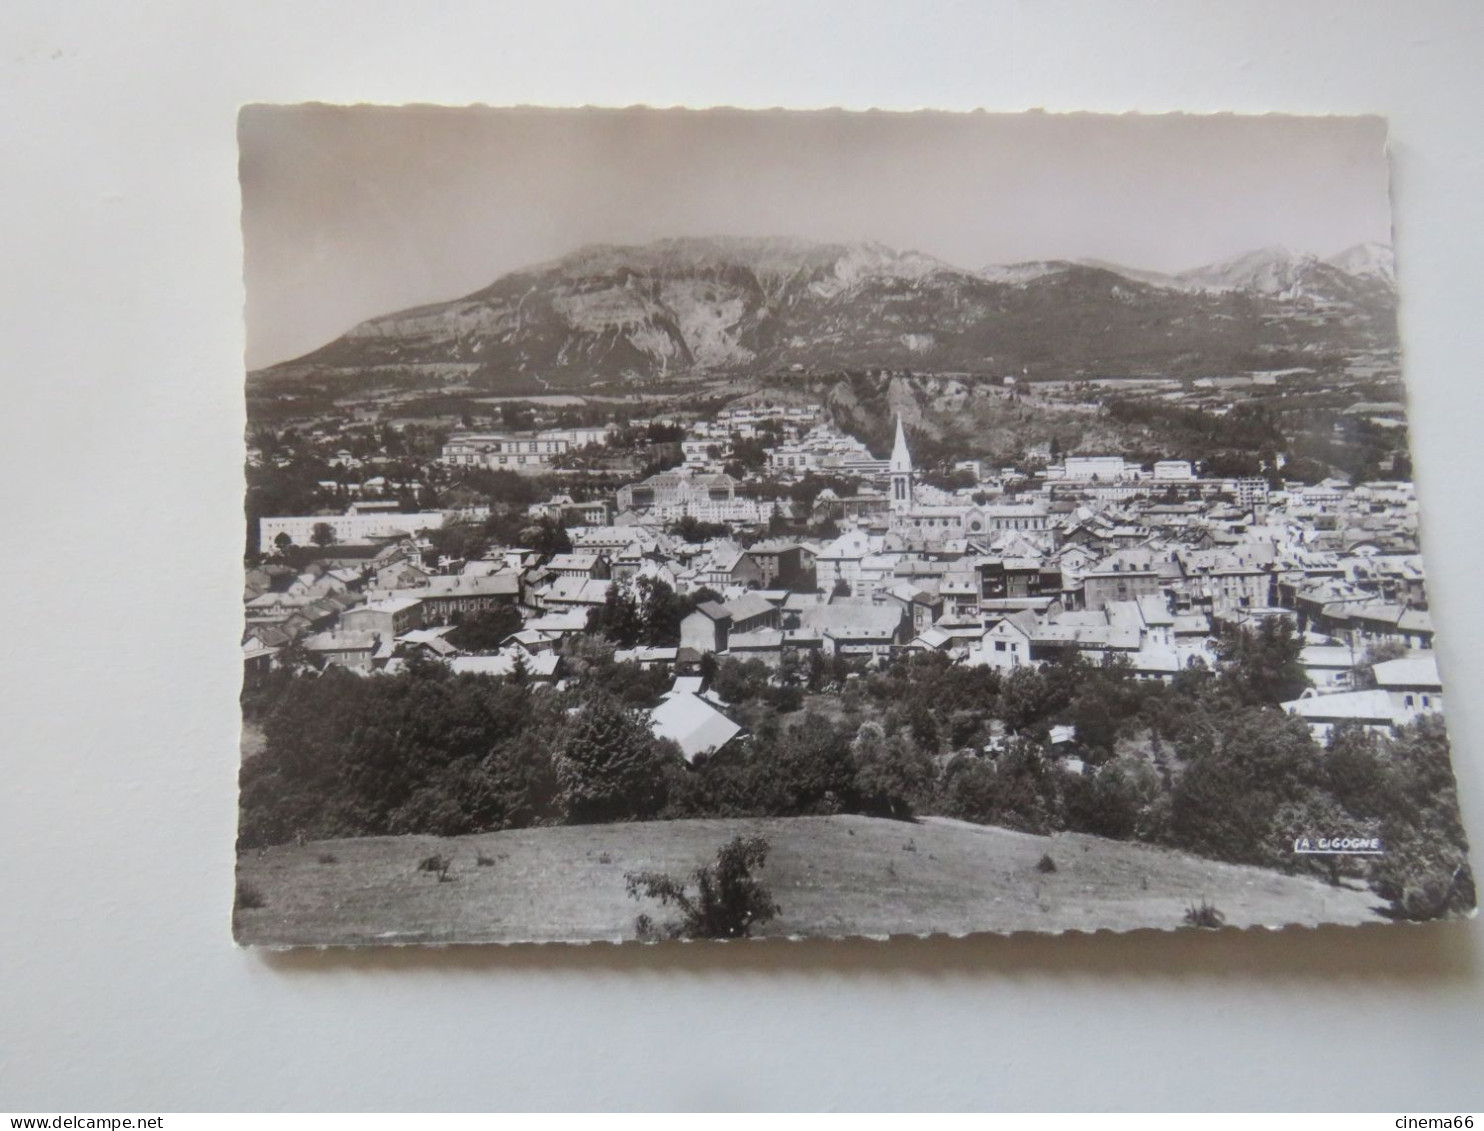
[890,415,913,474]
[889,415,914,512]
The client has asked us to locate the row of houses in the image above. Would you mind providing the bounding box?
[250,416,1443,757]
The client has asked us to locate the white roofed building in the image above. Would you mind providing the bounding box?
[1372,655,1444,723]
[649,694,744,761]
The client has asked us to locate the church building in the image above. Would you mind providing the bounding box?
[885,416,1051,538]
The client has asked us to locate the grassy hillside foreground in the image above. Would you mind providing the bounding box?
[233,815,1385,947]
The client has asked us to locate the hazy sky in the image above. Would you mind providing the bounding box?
[240,106,1392,370]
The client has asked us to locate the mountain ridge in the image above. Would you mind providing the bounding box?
[254,236,1398,391]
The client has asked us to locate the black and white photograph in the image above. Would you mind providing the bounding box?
[234,105,1474,946]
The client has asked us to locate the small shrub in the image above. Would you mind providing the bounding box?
[1184,899,1225,929]
[418,853,454,882]
[235,881,266,911]
[476,852,495,867]
[903,838,917,853]
[1036,853,1057,874]
[626,835,780,941]
[597,851,613,865]
[316,852,338,865]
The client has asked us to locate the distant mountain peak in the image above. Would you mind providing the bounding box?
[1327,241,1396,285]
[1175,246,1355,301]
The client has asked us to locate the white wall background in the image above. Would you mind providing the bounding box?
[3,0,1483,1112]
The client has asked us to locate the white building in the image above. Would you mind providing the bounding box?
[1047,456,1139,482]
[1372,654,1444,722]
[441,429,608,469]
[1153,460,1195,481]
[258,511,445,554]
[766,422,882,477]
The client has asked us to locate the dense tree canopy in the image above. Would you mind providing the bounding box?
[446,605,524,653]
[239,659,563,847]
[1216,618,1310,707]
[554,696,679,824]
[587,578,702,649]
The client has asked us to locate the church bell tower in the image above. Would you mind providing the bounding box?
[889,415,914,513]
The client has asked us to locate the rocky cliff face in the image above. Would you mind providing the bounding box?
[255,236,1399,391]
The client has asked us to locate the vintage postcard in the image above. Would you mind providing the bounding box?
[235,106,1473,946]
